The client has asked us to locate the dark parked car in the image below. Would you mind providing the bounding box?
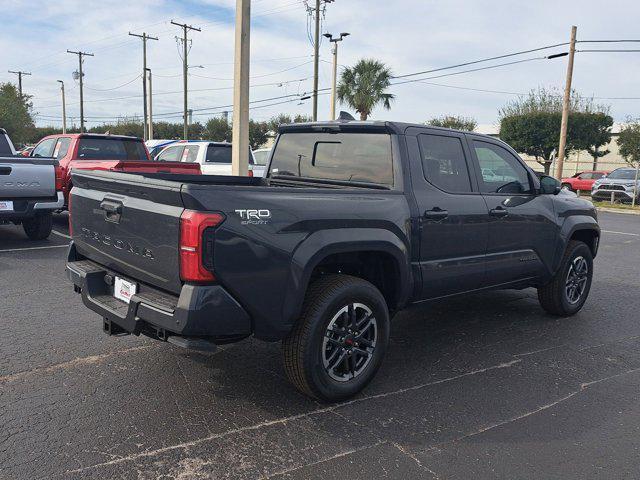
[66,121,600,401]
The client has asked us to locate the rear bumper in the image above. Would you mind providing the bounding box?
[0,192,64,221]
[66,243,251,341]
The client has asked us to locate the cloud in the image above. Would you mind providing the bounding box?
[2,0,639,128]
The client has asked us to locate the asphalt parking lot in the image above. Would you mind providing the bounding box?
[1,211,640,480]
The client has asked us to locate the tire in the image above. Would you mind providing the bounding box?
[22,213,53,241]
[282,274,390,402]
[561,183,574,192]
[538,240,593,316]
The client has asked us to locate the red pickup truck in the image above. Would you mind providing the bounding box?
[30,134,201,205]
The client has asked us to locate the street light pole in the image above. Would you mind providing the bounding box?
[324,32,349,120]
[555,25,577,179]
[232,0,251,176]
[57,80,66,134]
[146,68,153,140]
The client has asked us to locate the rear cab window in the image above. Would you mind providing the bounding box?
[269,132,393,187]
[76,137,147,161]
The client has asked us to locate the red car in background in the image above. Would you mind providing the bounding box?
[30,133,201,206]
[561,171,609,193]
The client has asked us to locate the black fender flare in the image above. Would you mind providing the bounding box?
[281,228,412,327]
[552,217,601,273]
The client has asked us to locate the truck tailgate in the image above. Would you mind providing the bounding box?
[70,171,186,294]
[0,157,57,198]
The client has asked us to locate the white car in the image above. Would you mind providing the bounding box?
[252,147,271,168]
[155,141,265,177]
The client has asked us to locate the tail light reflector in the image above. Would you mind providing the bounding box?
[54,165,64,191]
[179,210,225,282]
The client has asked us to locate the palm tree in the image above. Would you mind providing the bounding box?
[337,59,394,121]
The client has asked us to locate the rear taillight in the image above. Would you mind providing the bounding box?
[68,192,73,237]
[179,210,225,282]
[247,169,254,178]
[54,165,64,191]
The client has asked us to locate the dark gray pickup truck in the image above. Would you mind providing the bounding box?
[66,120,600,401]
[1,128,65,239]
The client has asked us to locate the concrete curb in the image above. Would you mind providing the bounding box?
[596,207,640,216]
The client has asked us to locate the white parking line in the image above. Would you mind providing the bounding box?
[52,230,71,239]
[602,230,639,237]
[0,244,69,253]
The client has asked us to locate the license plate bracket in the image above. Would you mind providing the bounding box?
[114,276,137,304]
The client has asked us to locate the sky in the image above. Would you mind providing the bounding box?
[1,0,639,130]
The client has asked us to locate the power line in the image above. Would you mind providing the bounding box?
[83,74,142,92]
[392,43,570,80]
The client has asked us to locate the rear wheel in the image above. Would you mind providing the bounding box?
[538,240,593,316]
[23,213,53,241]
[282,275,390,402]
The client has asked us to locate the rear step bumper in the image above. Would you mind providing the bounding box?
[66,243,251,343]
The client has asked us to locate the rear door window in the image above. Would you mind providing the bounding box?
[0,133,12,155]
[270,132,393,186]
[206,145,232,164]
[53,138,71,159]
[418,134,472,193]
[181,145,199,163]
[32,138,57,157]
[77,138,147,160]
[157,145,184,162]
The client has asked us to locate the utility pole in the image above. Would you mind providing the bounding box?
[312,0,321,121]
[310,0,334,121]
[232,0,251,176]
[129,32,158,141]
[324,32,349,120]
[171,20,201,140]
[57,80,67,133]
[67,50,94,133]
[146,68,153,140]
[8,70,31,97]
[555,25,577,179]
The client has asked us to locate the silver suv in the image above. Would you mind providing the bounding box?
[591,168,640,203]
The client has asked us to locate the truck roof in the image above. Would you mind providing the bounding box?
[42,133,143,141]
[278,120,500,141]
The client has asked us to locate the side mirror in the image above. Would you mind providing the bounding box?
[540,175,561,195]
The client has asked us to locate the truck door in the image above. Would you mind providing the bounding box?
[468,138,557,286]
[406,128,489,299]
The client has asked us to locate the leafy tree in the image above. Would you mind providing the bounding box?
[249,120,270,150]
[205,117,232,142]
[617,120,640,168]
[428,115,477,131]
[571,112,613,170]
[337,59,394,120]
[267,114,312,133]
[0,82,35,146]
[499,88,612,174]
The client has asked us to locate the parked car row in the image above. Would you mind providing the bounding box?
[560,169,640,204]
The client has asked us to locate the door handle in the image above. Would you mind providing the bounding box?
[424,208,449,220]
[489,207,509,218]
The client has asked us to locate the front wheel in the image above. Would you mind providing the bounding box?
[282,275,390,402]
[22,213,53,240]
[538,240,593,316]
